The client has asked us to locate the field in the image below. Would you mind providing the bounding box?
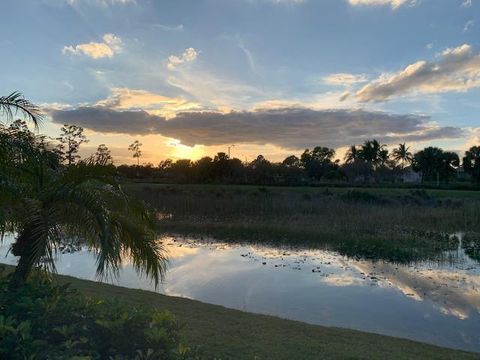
[126,183,480,263]
[1,266,471,360]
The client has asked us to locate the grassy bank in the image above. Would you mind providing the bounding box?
[127,183,480,263]
[7,267,475,359]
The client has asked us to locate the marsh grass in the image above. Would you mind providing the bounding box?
[128,184,480,263]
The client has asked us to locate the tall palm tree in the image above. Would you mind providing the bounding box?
[392,143,413,170]
[358,139,386,168]
[1,118,166,289]
[0,92,42,128]
[344,145,359,164]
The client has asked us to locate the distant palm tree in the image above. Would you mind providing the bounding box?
[344,145,359,164]
[0,92,42,128]
[359,139,386,168]
[1,120,166,289]
[392,143,413,170]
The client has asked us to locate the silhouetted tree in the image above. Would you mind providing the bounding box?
[413,147,459,183]
[463,146,480,183]
[358,139,386,168]
[128,140,142,166]
[300,146,336,180]
[57,124,89,165]
[170,159,192,182]
[194,156,213,182]
[282,155,301,168]
[392,143,413,170]
[94,144,113,165]
[344,145,360,164]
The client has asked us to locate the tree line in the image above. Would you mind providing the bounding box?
[113,134,478,186]
[13,121,480,186]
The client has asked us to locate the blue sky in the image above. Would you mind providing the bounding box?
[1,0,479,163]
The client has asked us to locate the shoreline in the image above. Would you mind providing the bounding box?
[2,264,476,359]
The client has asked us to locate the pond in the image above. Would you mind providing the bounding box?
[1,234,480,353]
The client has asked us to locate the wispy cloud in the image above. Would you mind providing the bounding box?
[463,20,474,33]
[66,0,135,6]
[323,73,368,86]
[249,0,305,4]
[63,33,122,59]
[461,0,472,8]
[237,37,256,73]
[167,48,198,70]
[348,0,417,9]
[355,44,480,102]
[153,24,184,32]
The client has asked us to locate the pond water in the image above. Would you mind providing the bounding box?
[1,234,480,353]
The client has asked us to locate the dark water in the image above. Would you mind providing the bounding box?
[1,234,479,353]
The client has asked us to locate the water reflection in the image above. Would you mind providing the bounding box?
[1,235,480,352]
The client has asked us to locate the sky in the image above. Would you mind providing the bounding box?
[1,0,479,164]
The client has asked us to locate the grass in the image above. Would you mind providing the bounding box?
[126,183,480,263]
[124,182,480,199]
[2,265,475,360]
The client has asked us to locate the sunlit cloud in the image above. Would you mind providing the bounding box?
[50,106,464,149]
[323,73,368,86]
[167,48,198,70]
[95,88,202,118]
[62,33,122,59]
[348,0,417,9]
[355,44,480,102]
[351,260,480,320]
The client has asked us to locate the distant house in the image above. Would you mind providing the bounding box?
[401,166,422,183]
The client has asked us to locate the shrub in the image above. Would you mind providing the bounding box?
[0,268,191,360]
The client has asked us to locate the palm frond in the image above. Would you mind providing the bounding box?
[0,92,43,129]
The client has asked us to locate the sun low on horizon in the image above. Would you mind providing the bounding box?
[1,0,479,165]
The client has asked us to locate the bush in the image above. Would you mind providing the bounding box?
[0,268,191,360]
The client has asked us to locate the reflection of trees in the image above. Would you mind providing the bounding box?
[333,232,459,264]
[463,233,480,262]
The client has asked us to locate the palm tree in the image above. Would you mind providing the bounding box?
[392,143,413,170]
[344,145,359,164]
[358,139,386,168]
[1,119,166,289]
[0,92,42,128]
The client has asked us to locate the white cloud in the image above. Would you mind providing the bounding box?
[348,0,417,9]
[237,37,256,73]
[250,0,305,4]
[66,0,135,6]
[63,33,122,59]
[323,73,368,86]
[95,87,202,117]
[463,20,474,33]
[461,0,472,8]
[153,24,184,32]
[356,43,480,102]
[167,48,198,70]
[267,0,305,3]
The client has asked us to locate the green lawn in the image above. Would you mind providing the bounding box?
[45,271,477,359]
[126,182,480,199]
